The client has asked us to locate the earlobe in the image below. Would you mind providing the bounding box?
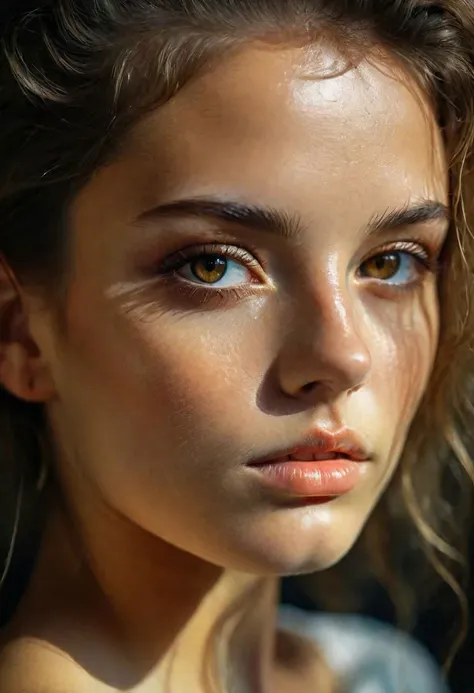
[0,259,55,403]
[0,341,55,403]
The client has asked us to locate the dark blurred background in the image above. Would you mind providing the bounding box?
[281,526,474,693]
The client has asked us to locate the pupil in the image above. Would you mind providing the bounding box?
[360,252,401,279]
[375,253,399,274]
[193,254,227,283]
[203,255,224,273]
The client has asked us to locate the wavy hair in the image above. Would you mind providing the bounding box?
[1,1,474,689]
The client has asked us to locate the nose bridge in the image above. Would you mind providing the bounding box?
[323,285,369,384]
[279,277,371,398]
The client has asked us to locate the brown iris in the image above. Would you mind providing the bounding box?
[360,252,400,280]
[191,254,228,284]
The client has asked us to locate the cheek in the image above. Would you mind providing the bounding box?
[126,317,262,428]
[364,286,439,443]
[60,295,267,453]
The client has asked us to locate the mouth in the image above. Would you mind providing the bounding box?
[247,432,370,500]
[267,450,360,464]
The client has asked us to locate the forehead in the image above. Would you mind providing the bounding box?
[77,44,447,236]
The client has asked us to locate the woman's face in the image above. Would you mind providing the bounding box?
[36,44,448,574]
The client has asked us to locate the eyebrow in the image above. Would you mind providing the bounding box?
[137,197,302,238]
[136,196,450,239]
[366,200,450,235]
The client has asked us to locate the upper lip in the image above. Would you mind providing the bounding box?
[249,427,370,465]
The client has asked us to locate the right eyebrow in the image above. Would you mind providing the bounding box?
[366,200,451,236]
[135,196,304,239]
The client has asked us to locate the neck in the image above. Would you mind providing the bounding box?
[25,496,280,693]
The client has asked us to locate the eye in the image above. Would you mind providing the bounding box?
[178,253,251,287]
[359,250,425,285]
[161,244,265,290]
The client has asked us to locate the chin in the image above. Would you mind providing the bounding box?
[214,504,368,576]
[254,542,356,577]
[227,542,356,577]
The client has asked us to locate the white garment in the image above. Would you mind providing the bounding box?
[278,606,450,693]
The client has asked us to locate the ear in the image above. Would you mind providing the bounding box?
[0,258,56,403]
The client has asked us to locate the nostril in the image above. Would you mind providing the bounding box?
[301,381,316,394]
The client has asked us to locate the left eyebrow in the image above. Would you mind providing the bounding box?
[366,200,451,236]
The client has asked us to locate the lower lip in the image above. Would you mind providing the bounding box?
[249,459,363,498]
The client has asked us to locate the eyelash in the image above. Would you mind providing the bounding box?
[154,238,440,305]
[156,243,266,305]
[364,240,437,270]
[159,243,263,273]
[358,239,440,289]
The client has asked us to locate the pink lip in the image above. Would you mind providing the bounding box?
[248,428,370,499]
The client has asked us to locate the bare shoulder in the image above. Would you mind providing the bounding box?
[0,640,81,692]
[0,630,116,693]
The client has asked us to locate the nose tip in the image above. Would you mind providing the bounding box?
[277,321,372,402]
[341,348,372,393]
[296,345,370,398]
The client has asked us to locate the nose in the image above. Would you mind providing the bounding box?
[276,288,371,401]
